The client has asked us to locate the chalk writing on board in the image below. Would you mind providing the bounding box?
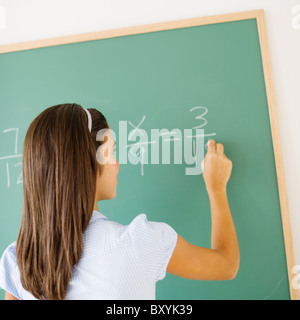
[0,128,23,188]
[187,106,216,172]
[1,107,216,185]
[126,115,155,176]
[185,106,216,175]
[120,106,216,176]
[188,106,216,137]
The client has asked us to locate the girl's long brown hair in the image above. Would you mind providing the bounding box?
[16,104,108,300]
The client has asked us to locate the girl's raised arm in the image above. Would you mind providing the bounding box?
[167,140,240,280]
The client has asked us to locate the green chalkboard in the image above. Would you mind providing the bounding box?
[0,13,292,299]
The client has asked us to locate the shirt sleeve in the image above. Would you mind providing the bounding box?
[128,214,178,283]
[0,242,22,300]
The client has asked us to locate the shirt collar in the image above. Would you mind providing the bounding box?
[92,210,108,220]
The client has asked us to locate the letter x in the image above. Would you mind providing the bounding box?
[128,115,146,140]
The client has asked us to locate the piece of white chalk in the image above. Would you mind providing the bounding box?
[201,160,205,172]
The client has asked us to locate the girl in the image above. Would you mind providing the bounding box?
[0,103,239,300]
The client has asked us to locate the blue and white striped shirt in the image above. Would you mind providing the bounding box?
[0,211,178,300]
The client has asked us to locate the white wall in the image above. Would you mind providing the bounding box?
[0,0,299,294]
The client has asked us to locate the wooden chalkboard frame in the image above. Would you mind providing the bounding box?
[0,9,298,300]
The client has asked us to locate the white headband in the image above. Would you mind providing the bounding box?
[83,108,92,132]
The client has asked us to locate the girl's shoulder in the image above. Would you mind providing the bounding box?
[0,241,17,267]
[0,241,22,299]
[125,213,178,282]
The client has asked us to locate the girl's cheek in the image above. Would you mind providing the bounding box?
[96,145,117,164]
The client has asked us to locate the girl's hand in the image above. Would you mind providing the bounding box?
[167,139,239,281]
[201,140,232,192]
